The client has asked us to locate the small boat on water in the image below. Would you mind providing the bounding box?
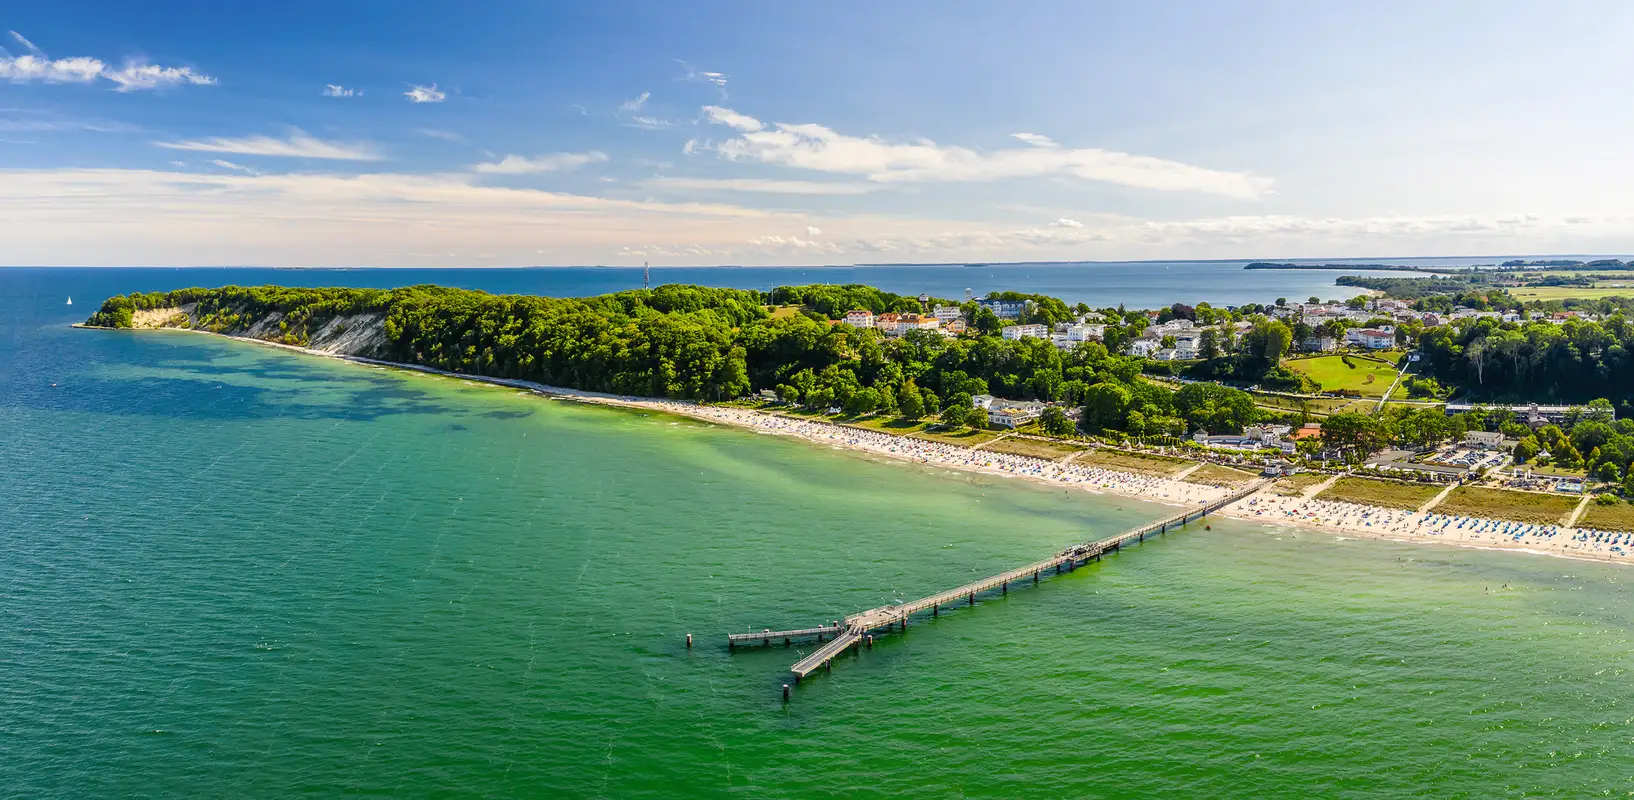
[66,297,72,305]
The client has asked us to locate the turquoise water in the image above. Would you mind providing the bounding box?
[6,269,1634,796]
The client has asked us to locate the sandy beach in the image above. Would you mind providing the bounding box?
[97,324,1634,566]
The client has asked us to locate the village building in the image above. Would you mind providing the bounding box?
[1001,323,1050,341]
[842,309,875,328]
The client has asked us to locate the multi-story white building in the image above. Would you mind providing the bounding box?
[1001,324,1050,341]
[1126,339,1161,357]
[843,309,875,328]
[1345,326,1396,349]
[1062,323,1104,343]
[985,399,1047,428]
[978,298,1028,320]
[932,305,964,325]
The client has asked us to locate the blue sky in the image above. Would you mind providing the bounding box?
[5,0,1634,266]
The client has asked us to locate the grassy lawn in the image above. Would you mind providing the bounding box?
[1078,448,1195,477]
[1509,285,1634,301]
[1272,473,1329,496]
[766,305,805,319]
[1185,463,1258,487]
[1318,476,1443,510]
[908,428,1002,447]
[1578,500,1634,532]
[1434,486,1580,524]
[983,437,1088,460]
[1285,354,1404,397]
[837,414,934,435]
[1249,393,1355,415]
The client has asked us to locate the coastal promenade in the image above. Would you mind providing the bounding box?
[733,479,1270,685]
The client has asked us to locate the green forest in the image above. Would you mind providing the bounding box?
[86,282,1277,436]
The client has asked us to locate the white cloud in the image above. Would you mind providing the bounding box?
[0,33,214,90]
[0,55,108,84]
[706,107,1273,198]
[701,105,763,132]
[167,160,187,167]
[209,159,259,175]
[806,225,823,236]
[153,130,382,160]
[0,110,139,133]
[323,84,358,98]
[682,138,701,156]
[677,61,729,96]
[1012,133,1057,147]
[472,151,609,174]
[102,62,216,91]
[627,116,674,130]
[746,234,839,252]
[9,31,41,53]
[620,91,650,111]
[1051,218,1083,228]
[644,176,876,194]
[0,166,785,266]
[417,128,464,142]
[404,83,445,103]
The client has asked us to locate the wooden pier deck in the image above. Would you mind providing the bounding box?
[727,625,842,646]
[754,479,1269,682]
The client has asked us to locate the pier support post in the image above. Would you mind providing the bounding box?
[1002,582,1007,595]
[783,683,791,702]
[902,616,907,629]
[867,635,873,649]
[1034,571,1039,584]
[933,603,938,617]
[968,592,974,606]
[784,638,790,646]
[686,633,692,649]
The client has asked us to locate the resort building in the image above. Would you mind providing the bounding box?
[985,399,1046,428]
[893,313,939,335]
[874,312,901,332]
[933,305,964,325]
[1463,431,1505,450]
[843,309,875,328]
[1126,339,1161,357]
[978,298,1028,319]
[1001,324,1050,341]
[1345,326,1396,349]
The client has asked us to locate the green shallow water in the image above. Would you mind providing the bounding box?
[5,328,1634,797]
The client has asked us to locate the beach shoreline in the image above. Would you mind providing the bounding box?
[83,323,1633,567]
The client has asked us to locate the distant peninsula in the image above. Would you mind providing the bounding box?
[1243,262,1451,272]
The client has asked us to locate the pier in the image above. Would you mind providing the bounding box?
[732,479,1269,683]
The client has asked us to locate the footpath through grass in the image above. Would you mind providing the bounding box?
[1578,500,1634,532]
[1434,486,1580,524]
[1317,477,1442,510]
[1078,448,1194,477]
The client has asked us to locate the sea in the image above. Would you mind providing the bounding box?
[4,263,1634,797]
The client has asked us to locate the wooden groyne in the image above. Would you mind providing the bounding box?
[735,479,1270,685]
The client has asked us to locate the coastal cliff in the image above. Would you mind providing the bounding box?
[115,301,389,356]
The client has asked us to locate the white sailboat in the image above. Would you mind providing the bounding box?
[66,296,72,306]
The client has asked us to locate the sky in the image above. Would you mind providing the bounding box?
[5,0,1634,267]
